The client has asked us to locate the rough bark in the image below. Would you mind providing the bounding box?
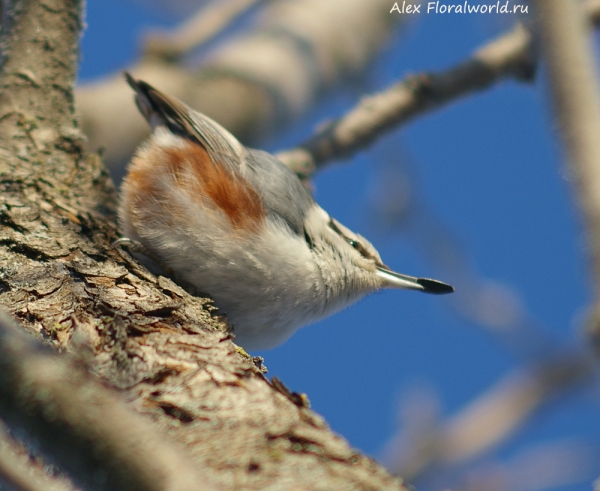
[0,0,408,490]
[0,312,217,491]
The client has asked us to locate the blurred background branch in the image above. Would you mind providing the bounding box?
[142,0,270,62]
[0,312,214,491]
[529,0,600,383]
[77,0,408,175]
[533,0,600,302]
[277,0,600,179]
[277,21,536,177]
[382,355,591,482]
[0,420,76,491]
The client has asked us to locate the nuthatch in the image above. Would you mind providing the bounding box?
[118,73,454,350]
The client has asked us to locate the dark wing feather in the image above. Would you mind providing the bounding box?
[125,72,244,162]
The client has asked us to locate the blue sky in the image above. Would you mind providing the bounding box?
[80,2,600,489]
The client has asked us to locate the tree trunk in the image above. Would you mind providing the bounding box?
[0,0,407,489]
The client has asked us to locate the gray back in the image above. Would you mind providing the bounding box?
[242,149,315,236]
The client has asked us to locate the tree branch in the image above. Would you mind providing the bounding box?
[384,356,590,481]
[0,312,213,491]
[532,0,600,349]
[0,421,74,491]
[534,0,600,290]
[276,0,600,178]
[143,0,270,62]
[0,0,84,165]
[275,21,536,177]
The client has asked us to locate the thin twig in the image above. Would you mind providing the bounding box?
[143,0,270,62]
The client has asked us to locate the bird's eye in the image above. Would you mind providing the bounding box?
[328,219,374,259]
[348,239,369,257]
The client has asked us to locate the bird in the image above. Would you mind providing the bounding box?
[118,73,454,350]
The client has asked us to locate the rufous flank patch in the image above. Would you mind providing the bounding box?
[165,141,265,231]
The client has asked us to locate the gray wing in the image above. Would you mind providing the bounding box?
[243,149,315,236]
[126,73,314,236]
